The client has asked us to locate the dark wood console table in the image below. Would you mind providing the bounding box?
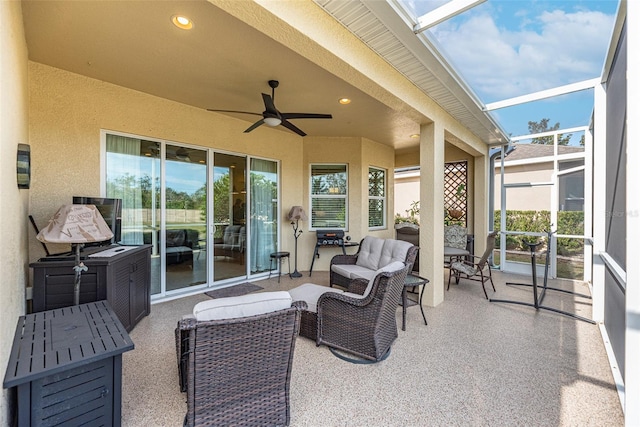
[3,301,134,426]
[30,245,151,332]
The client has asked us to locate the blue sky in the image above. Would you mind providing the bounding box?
[400,0,619,138]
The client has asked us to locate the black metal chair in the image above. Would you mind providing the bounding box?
[447,231,497,299]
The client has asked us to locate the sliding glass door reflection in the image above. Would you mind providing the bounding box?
[165,145,207,292]
[213,154,247,281]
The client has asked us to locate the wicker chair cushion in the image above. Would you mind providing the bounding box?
[450,261,477,276]
[331,264,374,280]
[193,291,292,321]
[288,283,344,313]
[356,236,385,270]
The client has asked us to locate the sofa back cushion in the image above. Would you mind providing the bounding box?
[193,291,292,321]
[356,236,385,270]
[379,239,412,268]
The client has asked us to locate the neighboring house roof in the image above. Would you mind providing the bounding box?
[504,144,584,162]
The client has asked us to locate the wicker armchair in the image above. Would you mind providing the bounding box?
[175,297,306,427]
[316,264,411,362]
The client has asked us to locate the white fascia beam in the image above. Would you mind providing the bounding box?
[485,78,601,111]
[413,0,487,34]
[369,1,509,143]
[510,126,588,141]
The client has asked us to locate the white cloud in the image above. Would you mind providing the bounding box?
[430,7,615,101]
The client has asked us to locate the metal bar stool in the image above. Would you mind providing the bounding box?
[269,251,291,283]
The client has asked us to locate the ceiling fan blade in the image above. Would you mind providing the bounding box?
[244,119,265,133]
[280,119,306,137]
[261,93,278,115]
[207,109,263,117]
[280,113,332,120]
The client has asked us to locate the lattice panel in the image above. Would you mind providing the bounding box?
[444,161,467,227]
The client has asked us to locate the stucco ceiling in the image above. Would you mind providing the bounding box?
[20,0,487,151]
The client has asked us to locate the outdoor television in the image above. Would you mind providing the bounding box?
[72,196,122,246]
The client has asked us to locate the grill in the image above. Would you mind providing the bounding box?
[316,229,345,246]
[309,230,348,276]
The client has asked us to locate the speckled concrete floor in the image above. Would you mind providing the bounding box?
[121,270,624,426]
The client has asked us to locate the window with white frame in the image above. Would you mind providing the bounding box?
[310,164,347,229]
[368,167,386,229]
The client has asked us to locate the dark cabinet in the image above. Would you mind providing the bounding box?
[30,245,151,332]
[3,301,134,427]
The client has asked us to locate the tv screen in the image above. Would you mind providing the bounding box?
[72,196,122,246]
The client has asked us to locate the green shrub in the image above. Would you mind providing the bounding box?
[493,210,583,255]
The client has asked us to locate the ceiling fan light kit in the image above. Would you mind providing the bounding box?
[263,117,282,127]
[207,80,332,136]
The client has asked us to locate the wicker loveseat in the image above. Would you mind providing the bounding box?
[330,236,417,289]
[176,292,305,426]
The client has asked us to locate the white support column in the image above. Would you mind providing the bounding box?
[625,2,640,424]
[583,127,594,285]
[420,122,445,306]
[473,153,489,256]
[592,82,607,323]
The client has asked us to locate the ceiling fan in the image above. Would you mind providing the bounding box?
[207,80,332,137]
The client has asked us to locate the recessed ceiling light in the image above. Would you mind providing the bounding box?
[410,134,420,139]
[172,15,193,30]
[338,98,351,105]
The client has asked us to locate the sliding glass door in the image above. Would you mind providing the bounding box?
[104,131,279,298]
[164,144,207,291]
[249,158,278,274]
[213,153,247,282]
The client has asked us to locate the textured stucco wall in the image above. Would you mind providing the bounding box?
[0,2,29,425]
[493,162,553,211]
[360,137,395,239]
[393,143,477,234]
[302,137,361,272]
[28,63,392,277]
[27,62,303,262]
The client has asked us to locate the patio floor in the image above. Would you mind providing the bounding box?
[121,269,623,426]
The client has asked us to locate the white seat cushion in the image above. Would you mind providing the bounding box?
[193,291,292,321]
[288,283,344,313]
[331,264,375,280]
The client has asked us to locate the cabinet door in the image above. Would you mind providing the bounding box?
[130,248,151,328]
[111,260,132,331]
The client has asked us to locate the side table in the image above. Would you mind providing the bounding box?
[401,274,430,331]
[269,251,291,283]
[3,300,134,426]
